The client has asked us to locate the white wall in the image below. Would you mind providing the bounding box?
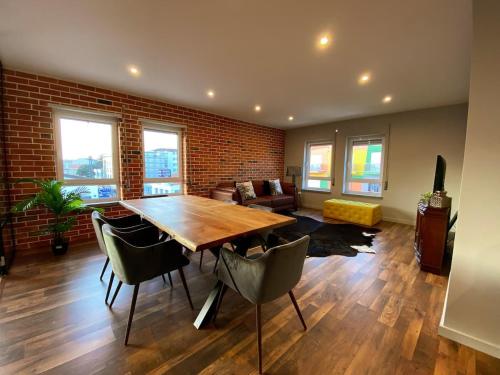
[439,0,500,358]
[285,104,468,224]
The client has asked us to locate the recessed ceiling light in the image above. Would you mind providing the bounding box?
[128,65,140,76]
[358,73,371,85]
[254,105,261,112]
[207,90,215,98]
[316,33,332,49]
[288,116,294,121]
[383,95,392,103]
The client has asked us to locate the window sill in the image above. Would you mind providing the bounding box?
[84,201,120,208]
[341,192,383,199]
[301,189,332,194]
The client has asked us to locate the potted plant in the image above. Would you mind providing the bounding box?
[11,179,102,255]
[419,191,433,206]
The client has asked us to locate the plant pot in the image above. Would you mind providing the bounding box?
[52,238,69,256]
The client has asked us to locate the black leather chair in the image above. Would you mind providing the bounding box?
[214,235,310,374]
[102,223,193,345]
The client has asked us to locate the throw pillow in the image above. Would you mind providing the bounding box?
[236,181,257,201]
[269,179,283,195]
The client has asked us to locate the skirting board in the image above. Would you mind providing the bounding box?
[439,324,500,359]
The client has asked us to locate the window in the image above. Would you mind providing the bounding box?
[142,122,183,196]
[303,141,333,192]
[344,136,385,197]
[54,109,120,202]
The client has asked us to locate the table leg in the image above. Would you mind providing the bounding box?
[193,280,223,329]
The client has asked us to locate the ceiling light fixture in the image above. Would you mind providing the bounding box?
[128,65,140,77]
[358,73,371,85]
[254,105,262,112]
[317,33,332,49]
[207,90,215,98]
[288,116,294,121]
[383,95,392,103]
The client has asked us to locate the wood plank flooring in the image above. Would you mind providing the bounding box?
[1,209,499,374]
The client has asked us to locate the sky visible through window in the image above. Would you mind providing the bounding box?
[60,119,112,160]
[144,129,178,151]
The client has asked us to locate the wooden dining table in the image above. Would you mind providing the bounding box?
[119,195,296,328]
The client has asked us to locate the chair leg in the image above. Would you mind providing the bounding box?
[212,255,219,273]
[288,290,307,331]
[178,267,194,310]
[167,272,173,288]
[212,283,228,324]
[109,281,123,308]
[99,257,109,281]
[161,274,166,283]
[256,304,263,374]
[124,283,140,345]
[105,271,114,304]
[199,250,204,269]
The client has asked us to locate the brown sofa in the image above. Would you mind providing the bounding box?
[210,180,298,211]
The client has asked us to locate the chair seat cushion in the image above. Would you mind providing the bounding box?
[271,194,294,207]
[242,196,273,207]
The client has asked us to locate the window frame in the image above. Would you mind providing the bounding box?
[141,121,184,196]
[302,140,334,193]
[343,135,386,198]
[54,109,121,203]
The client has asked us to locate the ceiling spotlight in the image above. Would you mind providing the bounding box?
[316,33,332,49]
[288,116,294,121]
[254,105,262,112]
[383,95,392,103]
[207,90,215,98]
[358,73,371,85]
[128,65,140,76]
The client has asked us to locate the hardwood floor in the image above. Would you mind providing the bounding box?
[1,210,499,374]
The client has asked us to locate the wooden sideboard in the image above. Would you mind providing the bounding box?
[414,202,450,274]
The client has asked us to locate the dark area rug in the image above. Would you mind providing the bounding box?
[271,213,381,257]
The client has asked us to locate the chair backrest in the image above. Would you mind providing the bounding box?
[219,235,309,304]
[258,235,309,303]
[91,211,108,255]
[102,224,166,285]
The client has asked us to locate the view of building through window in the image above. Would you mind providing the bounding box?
[344,138,384,196]
[143,128,182,195]
[58,117,118,201]
[304,142,333,192]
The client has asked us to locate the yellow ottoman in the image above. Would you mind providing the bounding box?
[323,199,382,226]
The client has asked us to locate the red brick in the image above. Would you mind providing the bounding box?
[3,69,285,251]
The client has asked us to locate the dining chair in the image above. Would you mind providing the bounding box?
[102,223,194,345]
[91,211,152,280]
[214,235,310,374]
[92,211,174,305]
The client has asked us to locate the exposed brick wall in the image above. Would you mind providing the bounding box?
[2,69,285,250]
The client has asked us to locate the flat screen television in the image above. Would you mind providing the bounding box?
[433,155,446,192]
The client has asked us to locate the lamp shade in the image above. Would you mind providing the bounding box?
[286,166,302,176]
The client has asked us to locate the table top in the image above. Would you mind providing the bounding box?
[119,195,296,251]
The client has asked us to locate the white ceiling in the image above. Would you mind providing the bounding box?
[0,0,472,129]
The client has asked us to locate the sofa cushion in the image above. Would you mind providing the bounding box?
[242,196,273,207]
[236,181,256,201]
[269,179,283,195]
[271,194,294,207]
